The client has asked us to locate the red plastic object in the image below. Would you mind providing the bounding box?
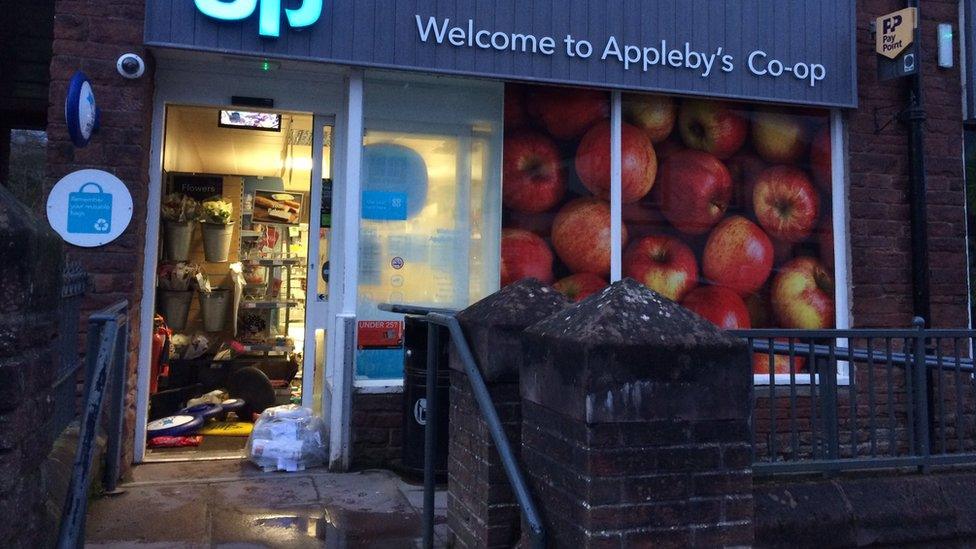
[151,314,172,394]
[147,435,203,448]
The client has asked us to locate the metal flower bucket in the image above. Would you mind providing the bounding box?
[158,289,193,331]
[162,220,194,261]
[201,222,234,263]
[199,289,230,332]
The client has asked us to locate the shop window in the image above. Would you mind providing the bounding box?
[501,84,838,381]
[501,85,615,300]
[356,77,503,381]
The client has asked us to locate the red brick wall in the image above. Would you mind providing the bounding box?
[46,0,154,469]
[351,391,404,469]
[849,0,969,329]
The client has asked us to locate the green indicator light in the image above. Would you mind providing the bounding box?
[262,60,271,71]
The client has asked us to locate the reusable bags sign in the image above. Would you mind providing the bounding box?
[47,169,133,247]
[67,183,112,234]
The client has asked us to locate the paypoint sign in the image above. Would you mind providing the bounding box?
[877,7,916,59]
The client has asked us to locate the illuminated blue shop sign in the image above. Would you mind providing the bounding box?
[194,0,322,38]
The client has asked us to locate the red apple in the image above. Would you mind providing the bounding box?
[752,166,820,243]
[752,108,809,164]
[658,149,733,235]
[677,100,748,159]
[551,197,627,276]
[500,228,554,287]
[527,86,609,140]
[623,93,676,143]
[504,85,529,130]
[553,273,607,302]
[771,256,835,329]
[819,215,835,269]
[681,285,751,329]
[503,131,566,213]
[702,216,774,295]
[810,125,832,191]
[725,152,767,213]
[576,121,657,204]
[623,235,698,302]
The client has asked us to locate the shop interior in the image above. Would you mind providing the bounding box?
[146,104,329,460]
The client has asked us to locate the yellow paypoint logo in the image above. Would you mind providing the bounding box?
[876,8,916,59]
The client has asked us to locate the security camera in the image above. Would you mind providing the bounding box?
[117,53,145,79]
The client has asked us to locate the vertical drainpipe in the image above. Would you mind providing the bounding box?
[906,0,932,326]
[904,0,936,456]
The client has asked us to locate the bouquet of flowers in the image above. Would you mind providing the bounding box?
[157,262,202,291]
[201,198,233,224]
[161,193,200,223]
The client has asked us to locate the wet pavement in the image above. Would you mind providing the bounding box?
[84,460,449,548]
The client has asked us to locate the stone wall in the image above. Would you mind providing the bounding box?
[0,185,64,547]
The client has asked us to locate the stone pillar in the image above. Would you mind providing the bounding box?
[0,185,64,546]
[521,279,754,547]
[448,279,569,548]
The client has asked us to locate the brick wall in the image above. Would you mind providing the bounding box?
[46,0,153,470]
[849,0,969,329]
[351,391,403,470]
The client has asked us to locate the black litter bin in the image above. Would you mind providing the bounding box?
[400,315,450,479]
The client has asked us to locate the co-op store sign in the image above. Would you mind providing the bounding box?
[148,0,857,108]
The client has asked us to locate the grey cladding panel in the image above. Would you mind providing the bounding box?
[145,0,857,107]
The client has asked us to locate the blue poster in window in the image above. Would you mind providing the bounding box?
[362,190,408,221]
[67,182,113,234]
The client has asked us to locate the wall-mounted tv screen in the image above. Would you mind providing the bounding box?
[218,110,282,132]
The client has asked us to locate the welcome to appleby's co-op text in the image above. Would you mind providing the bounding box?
[416,15,827,87]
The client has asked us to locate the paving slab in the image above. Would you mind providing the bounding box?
[85,460,449,548]
[85,484,211,544]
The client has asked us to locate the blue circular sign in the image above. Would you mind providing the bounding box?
[65,71,100,148]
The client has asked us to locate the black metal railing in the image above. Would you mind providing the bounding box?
[732,318,976,475]
[57,300,129,549]
[378,304,546,549]
[49,264,89,446]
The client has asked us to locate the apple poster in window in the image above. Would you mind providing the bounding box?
[252,190,304,225]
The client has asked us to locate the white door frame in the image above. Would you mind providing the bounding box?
[135,51,353,463]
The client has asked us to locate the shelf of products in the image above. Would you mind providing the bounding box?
[240,299,300,309]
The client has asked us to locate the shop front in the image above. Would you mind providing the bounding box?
[127,0,858,466]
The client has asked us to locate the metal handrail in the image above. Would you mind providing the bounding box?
[57,300,129,549]
[382,300,546,549]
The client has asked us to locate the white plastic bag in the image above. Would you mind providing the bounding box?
[245,405,328,472]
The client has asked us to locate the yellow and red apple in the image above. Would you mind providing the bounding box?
[752,108,809,164]
[771,256,835,329]
[623,235,698,302]
[623,93,676,143]
[752,166,820,243]
[551,197,627,277]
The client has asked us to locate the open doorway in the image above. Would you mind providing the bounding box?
[145,104,332,460]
